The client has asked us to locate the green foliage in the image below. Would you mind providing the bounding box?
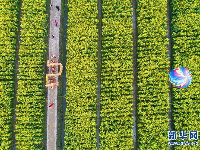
[171,0,200,149]
[136,0,170,149]
[14,0,47,149]
[99,0,134,149]
[64,0,98,149]
[0,0,19,149]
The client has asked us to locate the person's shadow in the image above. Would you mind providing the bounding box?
[56,6,60,11]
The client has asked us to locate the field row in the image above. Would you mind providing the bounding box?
[0,0,19,149]
[136,0,170,149]
[171,0,200,149]
[64,0,98,149]
[100,0,134,149]
[15,0,47,149]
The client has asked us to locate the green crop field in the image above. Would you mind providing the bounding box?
[0,0,199,149]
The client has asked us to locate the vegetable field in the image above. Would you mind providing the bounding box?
[0,0,19,148]
[15,0,47,149]
[0,0,200,149]
[171,0,200,149]
[64,0,98,149]
[136,0,170,149]
[100,0,134,149]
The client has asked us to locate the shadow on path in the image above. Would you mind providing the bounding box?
[167,0,174,150]
[131,0,138,149]
[61,0,68,149]
[96,0,102,149]
[12,0,22,149]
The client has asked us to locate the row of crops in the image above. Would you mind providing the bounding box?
[100,0,134,149]
[0,0,19,149]
[64,0,98,149]
[136,0,170,149]
[171,0,200,149]
[14,0,47,149]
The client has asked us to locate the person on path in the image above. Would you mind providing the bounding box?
[55,20,58,27]
[51,70,56,74]
[51,60,55,63]
[49,103,54,107]
[49,79,55,82]
[49,4,53,9]
[52,35,55,38]
[56,6,60,11]
[51,55,56,58]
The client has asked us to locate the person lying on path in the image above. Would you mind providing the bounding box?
[49,103,54,107]
[55,20,58,26]
[51,55,56,58]
[51,60,56,63]
[56,6,60,11]
[51,70,56,74]
[50,84,56,89]
[49,79,55,82]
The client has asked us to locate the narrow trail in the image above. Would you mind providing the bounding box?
[12,0,22,149]
[96,0,102,149]
[131,0,138,149]
[167,0,174,149]
[47,0,61,149]
[61,0,68,148]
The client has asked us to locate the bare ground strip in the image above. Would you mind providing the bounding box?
[96,0,102,149]
[131,0,138,149]
[12,0,22,149]
[61,0,68,149]
[167,0,174,149]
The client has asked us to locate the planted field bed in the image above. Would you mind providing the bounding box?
[64,0,98,149]
[14,0,47,149]
[0,0,19,149]
[136,0,170,149]
[171,0,200,149]
[99,0,134,149]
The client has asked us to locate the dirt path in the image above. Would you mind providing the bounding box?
[167,0,173,150]
[12,0,22,149]
[96,0,102,149]
[131,0,138,149]
[47,0,61,150]
[61,0,68,148]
